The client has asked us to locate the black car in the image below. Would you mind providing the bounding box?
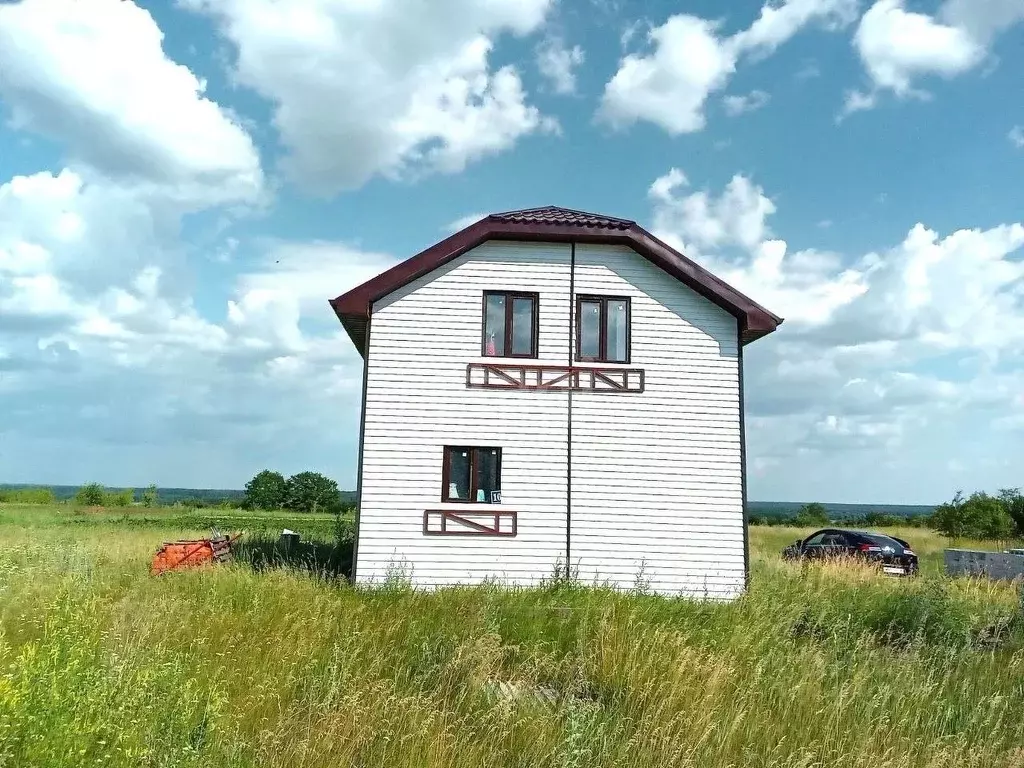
[782,528,919,576]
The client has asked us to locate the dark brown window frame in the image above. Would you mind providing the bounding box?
[441,446,502,504]
[481,291,539,359]
[575,295,631,364]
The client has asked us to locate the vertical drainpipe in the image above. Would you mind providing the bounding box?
[566,242,576,580]
[738,319,750,592]
[351,316,371,584]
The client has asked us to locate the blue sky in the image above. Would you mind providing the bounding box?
[0,0,1022,504]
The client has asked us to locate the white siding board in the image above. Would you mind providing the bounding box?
[358,242,572,588]
[569,244,745,599]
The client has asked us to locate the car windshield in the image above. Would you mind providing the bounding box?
[863,533,904,551]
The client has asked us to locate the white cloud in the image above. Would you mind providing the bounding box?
[649,169,776,253]
[445,213,488,233]
[182,0,557,194]
[939,0,1024,44]
[731,0,859,57]
[0,166,383,487]
[647,166,1024,483]
[0,0,262,207]
[1010,126,1024,148]
[598,15,736,134]
[846,0,1024,113]
[237,240,397,315]
[853,0,983,96]
[723,89,771,116]
[598,0,855,134]
[649,167,1024,351]
[536,37,585,94]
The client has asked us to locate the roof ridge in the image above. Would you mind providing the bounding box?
[485,205,636,230]
[487,204,630,219]
[488,204,635,225]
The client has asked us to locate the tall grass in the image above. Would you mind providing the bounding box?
[0,515,1022,767]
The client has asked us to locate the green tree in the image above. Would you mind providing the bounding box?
[141,484,159,508]
[243,470,288,510]
[997,488,1024,536]
[931,491,1014,540]
[74,483,105,506]
[794,502,829,527]
[285,471,340,514]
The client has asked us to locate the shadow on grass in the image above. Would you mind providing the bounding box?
[233,532,353,581]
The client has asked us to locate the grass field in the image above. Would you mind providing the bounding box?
[1,504,1023,767]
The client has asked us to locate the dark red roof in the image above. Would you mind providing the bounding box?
[330,206,782,356]
[488,206,634,230]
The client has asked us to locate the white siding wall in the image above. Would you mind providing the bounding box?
[358,241,572,587]
[569,244,745,599]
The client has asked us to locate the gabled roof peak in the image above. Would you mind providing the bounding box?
[330,205,783,356]
[487,206,635,230]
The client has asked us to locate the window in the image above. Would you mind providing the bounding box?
[482,291,538,358]
[442,447,502,503]
[576,296,630,363]
[820,533,849,547]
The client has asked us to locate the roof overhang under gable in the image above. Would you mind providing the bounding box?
[329,208,784,357]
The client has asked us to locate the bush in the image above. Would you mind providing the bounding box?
[0,487,56,504]
[102,489,135,507]
[794,502,829,527]
[74,483,105,506]
[930,491,1014,540]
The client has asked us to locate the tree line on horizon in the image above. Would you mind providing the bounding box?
[0,470,357,515]
[753,489,1024,541]
[1,480,1021,541]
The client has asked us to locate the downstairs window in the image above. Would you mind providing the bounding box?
[443,446,502,503]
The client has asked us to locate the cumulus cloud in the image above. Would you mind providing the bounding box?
[0,0,262,207]
[536,37,585,94]
[844,0,1024,115]
[0,165,387,487]
[182,0,558,194]
[597,0,855,134]
[647,166,1024,488]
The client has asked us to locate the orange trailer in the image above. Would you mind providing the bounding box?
[150,533,240,575]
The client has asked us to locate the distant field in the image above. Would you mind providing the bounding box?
[0,503,1021,767]
[0,484,933,517]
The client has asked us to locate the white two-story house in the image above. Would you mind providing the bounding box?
[330,206,782,599]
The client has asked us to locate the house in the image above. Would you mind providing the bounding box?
[329,206,782,599]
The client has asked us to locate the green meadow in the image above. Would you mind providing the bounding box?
[1,503,1022,767]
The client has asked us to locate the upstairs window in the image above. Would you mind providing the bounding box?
[576,295,630,363]
[483,291,538,358]
[443,447,502,503]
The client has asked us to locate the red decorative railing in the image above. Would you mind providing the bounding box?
[423,509,518,537]
[466,363,644,393]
